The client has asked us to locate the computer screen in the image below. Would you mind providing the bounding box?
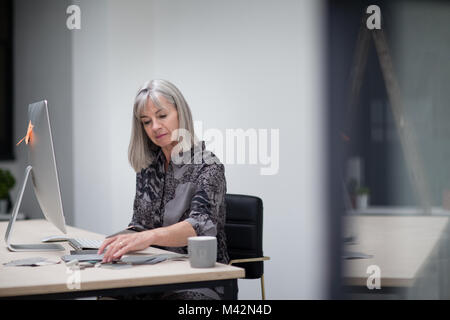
[28,100,66,233]
[5,100,67,251]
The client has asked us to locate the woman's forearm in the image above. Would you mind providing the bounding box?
[99,221,197,262]
[149,220,197,247]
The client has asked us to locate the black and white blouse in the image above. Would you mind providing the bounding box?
[129,141,229,265]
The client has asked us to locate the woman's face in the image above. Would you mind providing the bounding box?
[140,95,179,150]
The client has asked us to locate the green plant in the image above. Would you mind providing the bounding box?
[0,169,15,200]
[356,186,370,196]
[347,178,358,195]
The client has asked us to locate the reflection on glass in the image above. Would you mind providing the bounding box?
[330,0,450,299]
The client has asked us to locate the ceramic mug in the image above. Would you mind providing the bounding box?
[188,236,217,268]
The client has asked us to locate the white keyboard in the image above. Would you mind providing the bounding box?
[68,238,104,250]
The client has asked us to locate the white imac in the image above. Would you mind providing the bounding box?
[5,100,67,251]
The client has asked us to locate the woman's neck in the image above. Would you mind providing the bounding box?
[162,145,174,172]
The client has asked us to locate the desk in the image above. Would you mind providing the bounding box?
[346,206,450,216]
[342,215,450,298]
[0,220,245,299]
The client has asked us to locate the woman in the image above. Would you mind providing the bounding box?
[98,79,229,300]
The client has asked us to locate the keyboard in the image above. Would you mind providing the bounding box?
[68,238,104,250]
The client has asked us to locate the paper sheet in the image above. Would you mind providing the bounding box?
[4,257,61,267]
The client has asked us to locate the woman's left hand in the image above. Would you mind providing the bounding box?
[98,231,155,263]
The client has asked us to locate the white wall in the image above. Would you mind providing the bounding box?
[71,0,113,235]
[12,0,327,299]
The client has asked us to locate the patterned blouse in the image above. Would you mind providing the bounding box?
[128,141,229,265]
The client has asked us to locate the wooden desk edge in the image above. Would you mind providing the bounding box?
[0,220,245,298]
[343,276,414,288]
[0,265,245,298]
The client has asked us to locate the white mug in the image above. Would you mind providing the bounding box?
[188,236,217,268]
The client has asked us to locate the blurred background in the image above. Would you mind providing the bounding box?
[1,0,450,299]
[330,0,450,299]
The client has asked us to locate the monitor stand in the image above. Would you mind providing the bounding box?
[4,166,64,252]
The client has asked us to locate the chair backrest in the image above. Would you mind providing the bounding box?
[225,194,264,279]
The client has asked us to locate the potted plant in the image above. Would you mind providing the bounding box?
[0,169,15,214]
[346,178,360,209]
[356,186,370,210]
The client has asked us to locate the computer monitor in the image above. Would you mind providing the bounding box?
[5,100,67,251]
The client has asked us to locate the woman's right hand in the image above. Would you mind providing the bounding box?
[98,231,156,263]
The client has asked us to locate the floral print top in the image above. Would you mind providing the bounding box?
[129,141,229,265]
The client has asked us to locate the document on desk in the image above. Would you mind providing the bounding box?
[61,253,188,265]
[4,257,61,267]
[121,253,188,265]
[61,254,104,263]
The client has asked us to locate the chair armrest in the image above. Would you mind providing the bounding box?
[228,256,270,265]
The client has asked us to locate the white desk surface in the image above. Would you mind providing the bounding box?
[347,206,450,216]
[342,215,449,287]
[0,220,244,298]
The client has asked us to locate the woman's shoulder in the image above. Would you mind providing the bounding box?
[198,160,225,179]
[172,147,225,185]
[193,147,225,174]
[192,142,224,167]
[194,153,226,190]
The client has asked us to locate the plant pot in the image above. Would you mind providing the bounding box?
[356,194,369,210]
[0,199,8,214]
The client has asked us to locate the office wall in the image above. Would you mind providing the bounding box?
[71,0,114,236]
[7,0,74,225]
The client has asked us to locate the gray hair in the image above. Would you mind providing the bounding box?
[128,79,198,172]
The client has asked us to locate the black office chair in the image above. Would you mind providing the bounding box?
[224,194,270,300]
